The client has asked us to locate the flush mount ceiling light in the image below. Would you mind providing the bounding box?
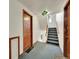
[42,10,48,16]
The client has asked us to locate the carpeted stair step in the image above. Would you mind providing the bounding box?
[48,36,58,39]
[48,35,58,37]
[48,33,58,36]
[48,33,58,35]
[48,30,57,31]
[48,28,56,30]
[48,31,57,33]
[48,38,58,41]
[47,40,59,46]
[48,30,57,32]
[47,40,59,43]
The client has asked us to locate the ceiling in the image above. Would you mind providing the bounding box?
[19,0,67,30]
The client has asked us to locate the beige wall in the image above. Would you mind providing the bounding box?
[9,0,40,54]
[48,15,57,28]
[38,30,47,42]
[56,11,64,53]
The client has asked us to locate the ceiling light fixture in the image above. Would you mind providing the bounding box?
[42,10,48,16]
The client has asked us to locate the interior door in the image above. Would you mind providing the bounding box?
[23,10,32,51]
[64,1,70,59]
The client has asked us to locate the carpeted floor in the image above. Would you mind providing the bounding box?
[19,42,64,59]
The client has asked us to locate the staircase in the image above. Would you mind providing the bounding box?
[47,28,59,46]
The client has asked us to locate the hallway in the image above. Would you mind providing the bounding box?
[19,42,63,59]
[9,0,70,59]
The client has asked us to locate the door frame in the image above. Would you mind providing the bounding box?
[64,0,70,58]
[9,36,20,59]
[23,9,33,52]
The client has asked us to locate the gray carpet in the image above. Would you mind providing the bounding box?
[19,42,63,59]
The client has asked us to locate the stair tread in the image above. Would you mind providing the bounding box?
[48,39,58,41]
[47,42,59,46]
[48,31,57,32]
[48,32,57,33]
[48,29,57,30]
[48,29,57,31]
[48,34,58,35]
[48,33,57,35]
[48,29,56,30]
[48,30,57,32]
[48,28,57,30]
[49,28,56,29]
[48,38,58,40]
[48,28,56,29]
[48,33,57,34]
[47,40,59,44]
[48,31,57,33]
[48,37,58,39]
[48,35,58,37]
[48,33,58,35]
[48,34,57,35]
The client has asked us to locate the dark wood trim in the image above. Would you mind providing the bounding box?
[64,0,70,59]
[9,36,20,59]
[23,9,32,17]
[9,38,11,59]
[23,9,33,52]
[64,0,70,10]
[31,15,33,47]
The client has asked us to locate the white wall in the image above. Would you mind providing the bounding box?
[9,0,40,54]
[38,30,47,43]
[48,15,57,28]
[56,11,64,53]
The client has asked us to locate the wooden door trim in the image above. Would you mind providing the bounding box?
[9,36,20,59]
[64,0,70,10]
[23,9,33,52]
[64,0,70,58]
